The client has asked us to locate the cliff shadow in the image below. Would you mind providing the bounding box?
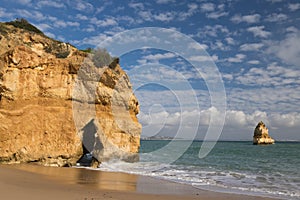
[77,119,103,167]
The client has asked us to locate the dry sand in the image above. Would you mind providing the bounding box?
[0,164,275,200]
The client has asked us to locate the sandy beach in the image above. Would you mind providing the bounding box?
[0,164,276,200]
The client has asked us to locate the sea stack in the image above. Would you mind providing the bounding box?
[253,121,275,145]
[0,20,141,166]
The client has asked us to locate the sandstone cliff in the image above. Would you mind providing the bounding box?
[253,121,275,145]
[0,20,141,166]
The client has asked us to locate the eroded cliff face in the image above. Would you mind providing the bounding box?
[253,121,275,145]
[0,21,141,166]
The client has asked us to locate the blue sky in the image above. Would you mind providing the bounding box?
[1,0,300,140]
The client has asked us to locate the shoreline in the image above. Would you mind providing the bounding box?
[0,164,276,200]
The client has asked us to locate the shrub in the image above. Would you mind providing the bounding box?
[80,47,93,53]
[92,48,114,67]
[44,41,70,58]
[5,18,43,35]
[0,23,8,35]
[56,51,70,58]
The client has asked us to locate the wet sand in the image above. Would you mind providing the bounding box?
[0,164,275,200]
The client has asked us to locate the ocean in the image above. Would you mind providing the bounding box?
[99,141,300,199]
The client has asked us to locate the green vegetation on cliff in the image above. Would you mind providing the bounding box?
[5,18,44,35]
[0,19,118,64]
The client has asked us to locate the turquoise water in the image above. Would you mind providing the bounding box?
[100,141,300,199]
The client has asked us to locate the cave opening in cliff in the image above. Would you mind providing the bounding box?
[76,119,103,167]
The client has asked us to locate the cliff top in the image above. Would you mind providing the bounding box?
[0,19,117,67]
[1,18,44,35]
[256,121,266,128]
[0,18,79,59]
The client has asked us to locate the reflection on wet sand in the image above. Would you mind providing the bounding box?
[8,164,137,192]
[77,168,137,191]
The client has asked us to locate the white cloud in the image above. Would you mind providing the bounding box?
[135,85,300,139]
[134,90,206,116]
[15,0,31,5]
[116,15,136,25]
[156,0,175,4]
[267,65,300,78]
[227,54,246,63]
[90,17,118,27]
[212,40,227,50]
[15,9,46,21]
[71,33,111,46]
[0,8,13,18]
[141,53,176,62]
[53,20,80,28]
[200,3,215,12]
[138,11,152,21]
[288,3,300,11]
[140,107,218,130]
[36,1,65,8]
[225,110,248,127]
[206,11,228,19]
[74,1,94,12]
[248,60,260,65]
[127,64,197,89]
[56,35,65,42]
[188,43,209,50]
[137,9,177,22]
[47,16,57,22]
[35,23,52,31]
[0,8,5,17]
[154,12,176,22]
[226,109,299,130]
[230,85,300,113]
[266,0,284,3]
[225,37,235,45]
[178,3,198,20]
[83,25,95,33]
[76,14,89,20]
[139,105,300,139]
[268,31,300,66]
[265,13,288,22]
[53,20,68,28]
[217,4,225,10]
[240,43,264,51]
[128,2,144,10]
[98,28,162,48]
[99,18,117,26]
[139,109,169,126]
[96,6,105,14]
[102,26,125,37]
[269,112,300,128]
[202,3,228,19]
[235,65,300,87]
[67,21,80,27]
[189,55,218,62]
[187,3,198,12]
[231,14,261,24]
[44,32,56,39]
[286,26,298,33]
[247,26,271,38]
[222,73,233,81]
[198,25,229,38]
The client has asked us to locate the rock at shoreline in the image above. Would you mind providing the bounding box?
[0,20,141,166]
[253,121,275,145]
